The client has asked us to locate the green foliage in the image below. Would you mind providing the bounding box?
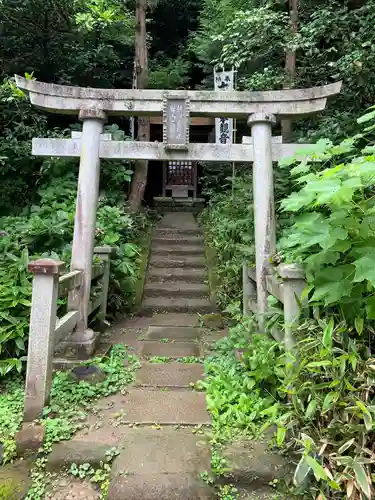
[199,316,281,440]
[0,79,49,214]
[0,378,24,462]
[0,345,139,469]
[25,345,139,498]
[69,447,120,496]
[148,56,191,89]
[200,172,255,308]
[279,109,375,326]
[277,320,375,499]
[0,0,134,87]
[0,166,147,375]
[201,163,292,311]
[191,0,375,140]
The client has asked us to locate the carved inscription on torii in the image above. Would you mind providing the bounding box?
[162,95,190,151]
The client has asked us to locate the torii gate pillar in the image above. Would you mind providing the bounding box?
[68,108,106,343]
[248,113,277,329]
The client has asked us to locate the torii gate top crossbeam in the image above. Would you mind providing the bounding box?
[15,76,342,119]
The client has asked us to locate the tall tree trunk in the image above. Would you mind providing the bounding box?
[128,0,150,211]
[281,0,298,142]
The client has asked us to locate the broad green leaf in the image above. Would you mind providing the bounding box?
[353,254,375,287]
[322,319,334,349]
[356,400,371,417]
[293,455,311,486]
[322,392,338,413]
[338,438,355,454]
[363,412,372,431]
[311,279,353,306]
[366,296,375,319]
[354,316,364,335]
[353,462,371,499]
[276,426,286,447]
[305,399,317,419]
[305,455,328,481]
[307,360,332,368]
[358,109,375,124]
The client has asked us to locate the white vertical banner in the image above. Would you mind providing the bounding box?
[214,69,235,144]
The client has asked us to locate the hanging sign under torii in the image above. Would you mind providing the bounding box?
[17,75,341,335]
[214,69,235,145]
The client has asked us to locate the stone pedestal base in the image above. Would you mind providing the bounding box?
[16,423,45,456]
[153,197,205,214]
[54,329,101,362]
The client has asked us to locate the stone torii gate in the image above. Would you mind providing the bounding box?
[16,76,341,337]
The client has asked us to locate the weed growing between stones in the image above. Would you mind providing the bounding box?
[69,447,120,499]
[217,484,239,500]
[148,356,203,364]
[0,378,24,463]
[198,316,286,497]
[199,319,281,443]
[0,345,140,499]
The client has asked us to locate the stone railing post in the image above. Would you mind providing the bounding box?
[278,263,307,352]
[24,259,65,422]
[94,246,114,331]
[248,113,277,331]
[243,263,257,316]
[68,107,106,344]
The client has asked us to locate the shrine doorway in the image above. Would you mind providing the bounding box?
[163,160,197,198]
[148,116,212,211]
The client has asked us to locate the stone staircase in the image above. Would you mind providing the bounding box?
[142,213,214,315]
[46,213,217,499]
[47,312,215,499]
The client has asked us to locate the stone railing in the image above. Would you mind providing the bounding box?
[23,246,115,423]
[243,263,307,351]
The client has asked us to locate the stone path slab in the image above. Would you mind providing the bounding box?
[153,234,204,246]
[150,255,206,268]
[144,282,209,298]
[108,473,213,500]
[91,390,210,425]
[153,227,203,238]
[111,427,210,475]
[146,325,201,341]
[159,212,198,229]
[140,340,201,358]
[152,245,205,256]
[135,362,204,387]
[148,267,206,283]
[150,313,200,327]
[142,297,213,315]
[47,442,110,471]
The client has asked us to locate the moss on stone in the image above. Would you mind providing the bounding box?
[133,224,153,313]
[200,313,224,329]
[0,461,31,500]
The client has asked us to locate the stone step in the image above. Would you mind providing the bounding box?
[108,427,213,500]
[92,389,211,426]
[135,362,204,388]
[150,313,200,327]
[152,245,205,256]
[152,234,204,246]
[146,326,201,341]
[153,227,203,238]
[141,297,214,315]
[150,255,206,269]
[140,340,201,358]
[144,282,209,298]
[159,212,199,229]
[148,267,206,284]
